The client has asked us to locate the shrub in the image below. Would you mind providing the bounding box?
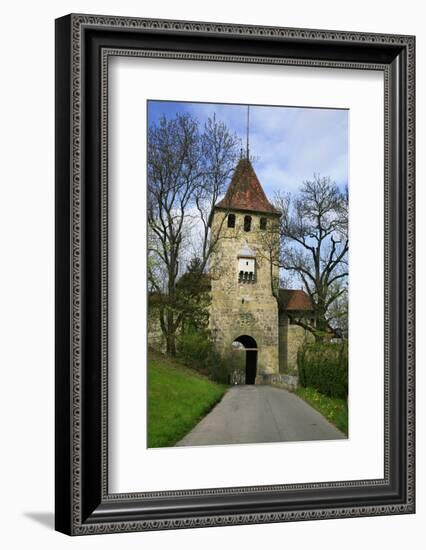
[297,341,348,399]
[177,330,211,372]
[206,349,230,384]
[177,330,230,384]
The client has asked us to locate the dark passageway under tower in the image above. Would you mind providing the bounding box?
[233,335,258,384]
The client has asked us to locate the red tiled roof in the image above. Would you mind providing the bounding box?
[279,289,314,311]
[215,158,280,215]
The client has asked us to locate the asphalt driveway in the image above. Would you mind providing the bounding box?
[176,385,345,446]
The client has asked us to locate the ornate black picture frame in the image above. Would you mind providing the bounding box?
[55,14,415,535]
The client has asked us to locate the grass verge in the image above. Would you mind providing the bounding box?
[295,386,348,436]
[147,350,228,447]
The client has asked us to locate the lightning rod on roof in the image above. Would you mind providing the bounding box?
[246,105,250,159]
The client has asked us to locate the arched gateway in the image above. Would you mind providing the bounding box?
[232,335,258,384]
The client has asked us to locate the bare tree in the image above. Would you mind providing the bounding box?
[275,175,348,341]
[147,113,239,355]
[147,114,202,355]
[192,114,240,271]
[256,216,281,300]
[327,280,348,338]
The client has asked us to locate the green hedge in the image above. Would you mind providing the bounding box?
[177,330,229,384]
[297,341,348,399]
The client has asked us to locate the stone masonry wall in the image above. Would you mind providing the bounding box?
[147,308,166,353]
[209,210,280,377]
[279,313,314,375]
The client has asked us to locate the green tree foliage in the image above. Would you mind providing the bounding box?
[297,341,348,399]
[177,329,229,384]
[175,257,211,333]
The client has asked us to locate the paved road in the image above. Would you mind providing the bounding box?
[176,385,345,446]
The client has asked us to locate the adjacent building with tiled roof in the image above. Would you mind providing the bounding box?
[279,289,314,312]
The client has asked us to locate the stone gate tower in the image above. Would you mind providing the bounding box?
[209,158,281,383]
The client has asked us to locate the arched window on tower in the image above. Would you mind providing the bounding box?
[227,213,235,228]
[260,217,267,230]
[244,215,252,232]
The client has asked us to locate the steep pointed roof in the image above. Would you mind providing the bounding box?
[215,158,280,216]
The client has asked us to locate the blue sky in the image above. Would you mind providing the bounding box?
[148,100,348,196]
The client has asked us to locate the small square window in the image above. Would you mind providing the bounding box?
[227,214,236,228]
[244,215,252,232]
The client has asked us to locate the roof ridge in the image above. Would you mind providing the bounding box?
[215,158,280,215]
[279,288,314,312]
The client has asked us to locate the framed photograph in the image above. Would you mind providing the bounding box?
[55,14,415,535]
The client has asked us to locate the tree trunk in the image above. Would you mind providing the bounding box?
[159,306,177,356]
[166,331,176,356]
[314,299,328,342]
[165,308,177,356]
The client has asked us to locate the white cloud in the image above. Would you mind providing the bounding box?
[149,100,348,195]
[148,101,349,274]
